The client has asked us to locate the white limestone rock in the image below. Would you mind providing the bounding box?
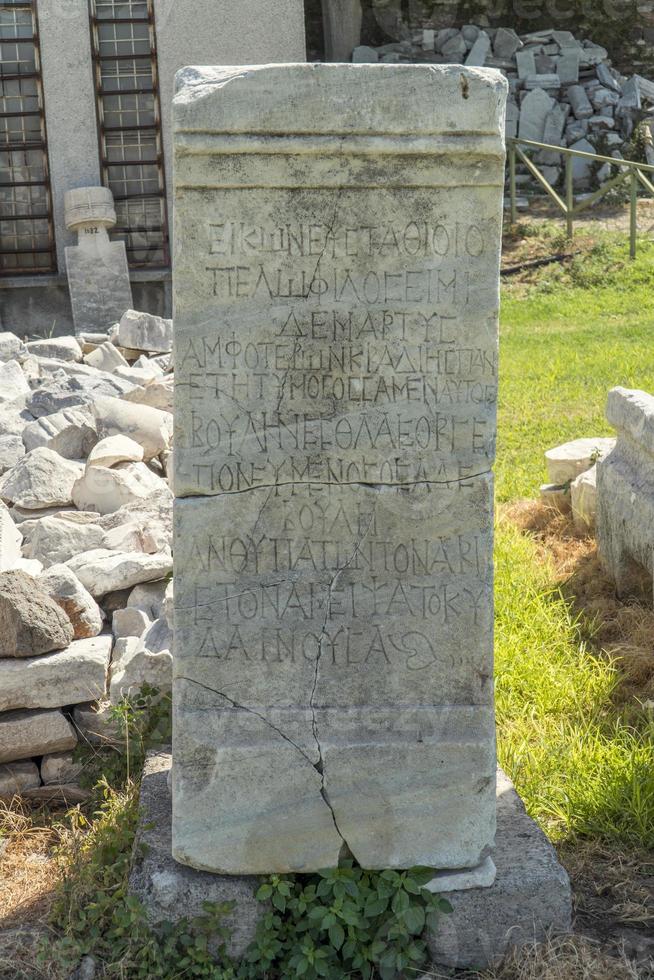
[0,708,77,764]
[41,752,83,786]
[40,564,104,639]
[23,513,106,568]
[0,406,35,438]
[93,398,173,461]
[0,332,26,360]
[87,435,144,468]
[0,500,22,571]
[571,465,597,532]
[72,461,165,515]
[14,557,43,576]
[545,437,616,485]
[0,760,41,797]
[0,634,112,711]
[134,354,164,377]
[22,407,98,460]
[84,341,129,374]
[25,337,83,362]
[109,618,172,702]
[73,701,121,747]
[123,375,174,414]
[163,579,174,629]
[118,309,173,354]
[127,579,170,620]
[26,371,135,419]
[0,360,30,408]
[0,448,83,510]
[0,434,25,475]
[66,549,172,598]
[112,606,151,639]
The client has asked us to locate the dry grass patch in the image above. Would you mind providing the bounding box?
[501,500,654,706]
[474,935,648,980]
[0,799,62,932]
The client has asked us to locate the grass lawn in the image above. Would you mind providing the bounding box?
[495,230,654,851]
[498,230,654,502]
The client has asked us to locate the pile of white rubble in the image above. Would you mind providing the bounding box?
[0,310,174,799]
[354,26,654,189]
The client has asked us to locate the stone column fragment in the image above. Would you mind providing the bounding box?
[172,64,507,875]
[64,187,133,335]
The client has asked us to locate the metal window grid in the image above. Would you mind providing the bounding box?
[0,1,56,275]
[89,0,169,269]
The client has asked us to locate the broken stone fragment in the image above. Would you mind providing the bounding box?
[112,606,151,639]
[440,33,467,60]
[567,84,593,119]
[84,340,129,374]
[0,434,25,475]
[0,634,111,711]
[41,751,83,786]
[0,760,41,797]
[73,700,122,746]
[493,27,522,59]
[25,337,82,363]
[39,563,104,639]
[0,500,22,572]
[0,708,77,765]
[0,332,26,360]
[66,548,172,598]
[109,618,172,702]
[0,569,74,658]
[571,466,597,533]
[545,437,616,485]
[0,360,30,408]
[118,309,173,354]
[23,513,106,568]
[92,397,173,461]
[127,579,170,621]
[123,375,174,414]
[26,371,135,419]
[87,435,144,468]
[72,461,166,515]
[0,448,83,510]
[22,407,98,460]
[519,87,554,141]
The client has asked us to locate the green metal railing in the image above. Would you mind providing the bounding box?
[507,137,654,259]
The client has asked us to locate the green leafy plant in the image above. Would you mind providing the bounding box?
[241,862,451,979]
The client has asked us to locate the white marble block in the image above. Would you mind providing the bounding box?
[172,64,507,875]
[64,187,133,335]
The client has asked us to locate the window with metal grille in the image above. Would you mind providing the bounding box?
[0,0,55,276]
[89,0,168,269]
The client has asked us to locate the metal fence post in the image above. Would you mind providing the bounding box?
[630,171,638,259]
[565,156,574,241]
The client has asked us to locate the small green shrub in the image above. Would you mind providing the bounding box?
[242,864,451,979]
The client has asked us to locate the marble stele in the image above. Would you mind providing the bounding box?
[172,64,507,875]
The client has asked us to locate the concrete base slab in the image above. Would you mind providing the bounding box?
[128,750,261,959]
[129,753,572,970]
[427,770,572,969]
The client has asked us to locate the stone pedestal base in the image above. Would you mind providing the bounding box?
[129,752,572,969]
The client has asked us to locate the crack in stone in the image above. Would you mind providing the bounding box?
[178,675,317,768]
[307,503,377,846]
[179,471,493,499]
